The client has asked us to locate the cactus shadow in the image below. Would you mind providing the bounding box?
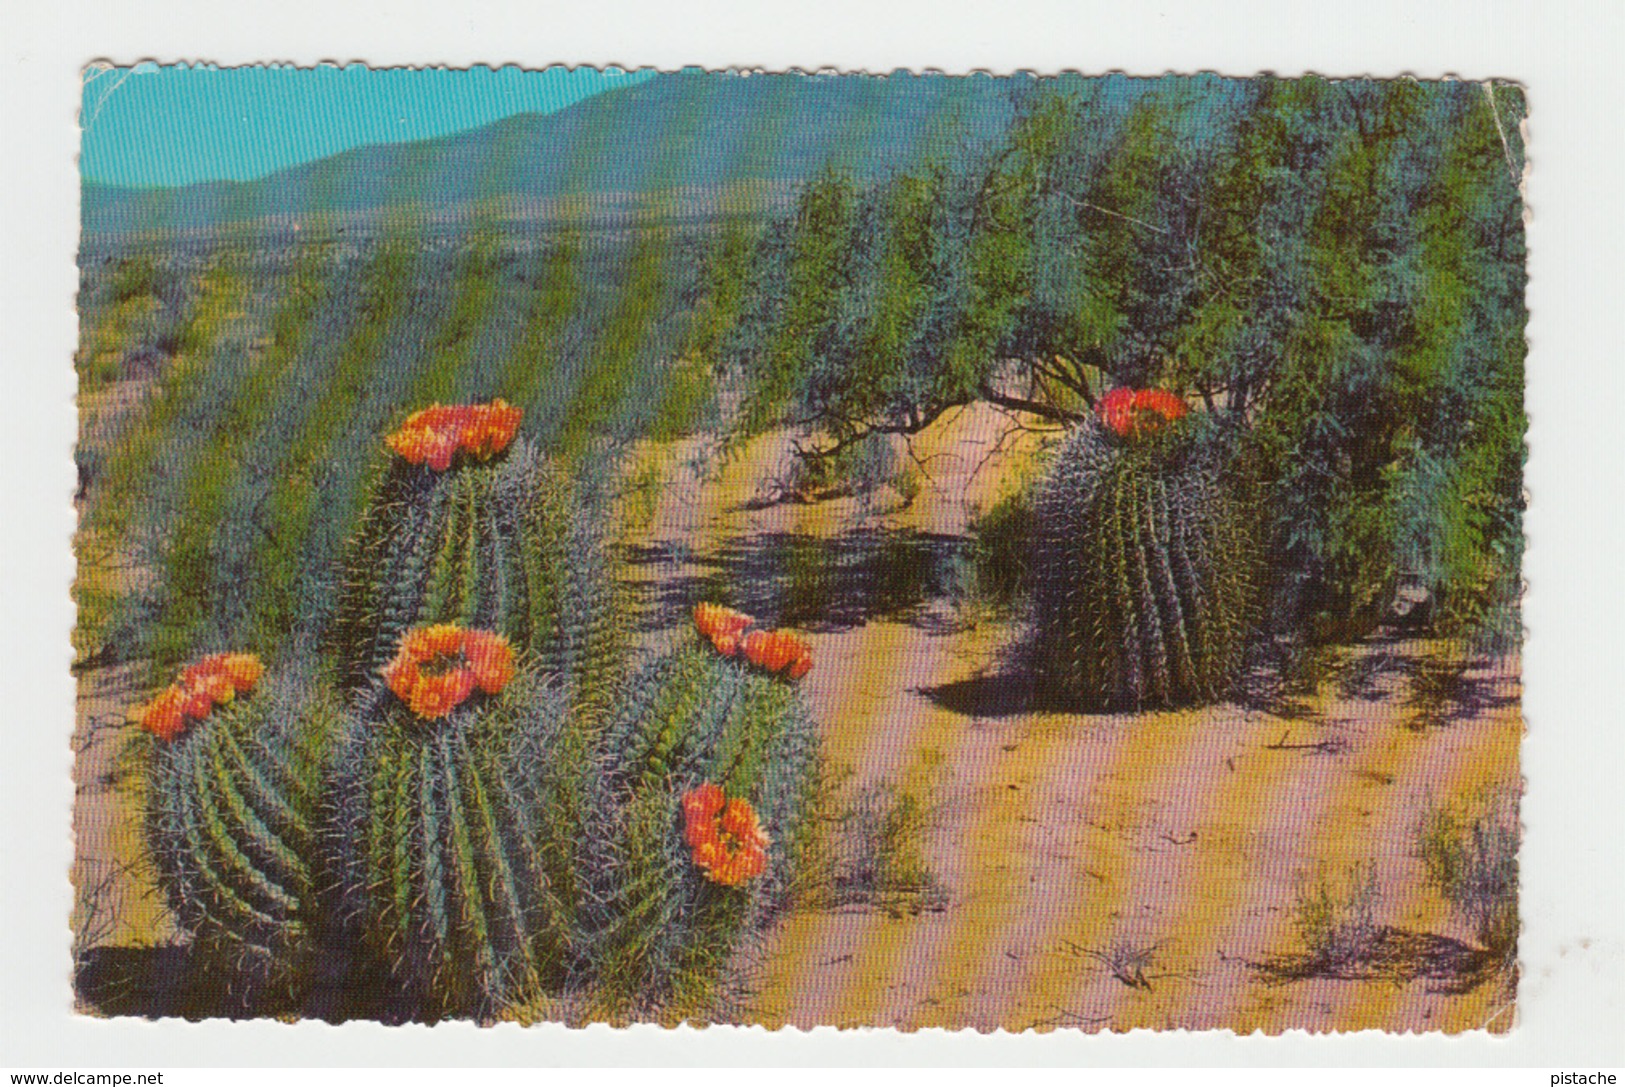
[626,528,970,634]
[75,944,192,1018]
[917,668,1089,719]
[75,942,407,1023]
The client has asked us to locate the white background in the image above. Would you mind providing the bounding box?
[2,0,1621,1069]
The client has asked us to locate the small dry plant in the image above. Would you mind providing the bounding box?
[807,779,947,917]
[1418,790,1519,967]
[1292,860,1382,975]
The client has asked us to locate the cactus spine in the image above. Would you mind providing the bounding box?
[330,438,623,706]
[144,668,336,1003]
[586,636,820,1010]
[329,671,582,1021]
[1032,419,1259,708]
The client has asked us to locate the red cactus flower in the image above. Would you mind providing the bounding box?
[137,687,188,742]
[741,628,813,680]
[135,651,266,741]
[681,783,770,887]
[694,602,758,657]
[1096,387,1189,439]
[694,602,813,679]
[380,623,514,720]
[386,400,523,470]
[463,628,516,694]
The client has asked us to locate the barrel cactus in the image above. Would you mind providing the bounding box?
[1031,389,1259,709]
[328,624,585,1021]
[329,404,623,709]
[583,607,820,1014]
[140,654,337,1007]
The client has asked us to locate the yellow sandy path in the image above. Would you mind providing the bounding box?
[1328,698,1521,1033]
[1201,674,1520,1032]
[746,619,998,1025]
[995,705,1324,1031]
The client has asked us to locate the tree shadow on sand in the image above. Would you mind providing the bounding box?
[625,528,970,634]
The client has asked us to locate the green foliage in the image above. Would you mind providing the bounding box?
[815,781,945,917]
[329,438,625,708]
[143,666,339,1006]
[1031,419,1259,708]
[586,635,821,1013]
[329,670,581,1021]
[965,482,1038,612]
[725,78,1525,645]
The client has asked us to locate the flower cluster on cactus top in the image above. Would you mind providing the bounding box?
[692,602,813,679]
[381,623,515,719]
[135,653,265,741]
[1096,387,1190,440]
[682,783,771,886]
[385,400,523,471]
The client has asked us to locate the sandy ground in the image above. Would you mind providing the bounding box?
[622,403,1523,1034]
[72,402,1522,1032]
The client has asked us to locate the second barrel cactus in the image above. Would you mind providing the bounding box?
[329,410,623,707]
[1031,389,1259,709]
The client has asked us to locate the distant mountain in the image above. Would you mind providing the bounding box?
[81,71,1045,237]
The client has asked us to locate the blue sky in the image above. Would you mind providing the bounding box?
[80,63,654,189]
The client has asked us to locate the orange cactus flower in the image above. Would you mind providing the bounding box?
[407,668,477,719]
[461,398,522,460]
[786,647,813,680]
[681,784,770,887]
[682,782,726,847]
[695,602,758,659]
[694,602,754,640]
[220,653,264,692]
[463,629,516,694]
[380,623,514,720]
[423,623,466,658]
[739,628,813,680]
[384,656,421,702]
[386,400,524,470]
[1096,387,1189,439]
[136,687,188,742]
[135,651,265,741]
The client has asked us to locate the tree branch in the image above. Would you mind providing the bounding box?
[979,382,1087,424]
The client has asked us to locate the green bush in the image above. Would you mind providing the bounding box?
[1418,793,1519,958]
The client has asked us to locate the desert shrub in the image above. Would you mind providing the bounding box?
[965,483,1037,612]
[721,80,1524,648]
[828,434,902,497]
[109,256,162,305]
[1292,860,1382,973]
[647,355,718,441]
[1418,792,1519,958]
[815,781,945,917]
